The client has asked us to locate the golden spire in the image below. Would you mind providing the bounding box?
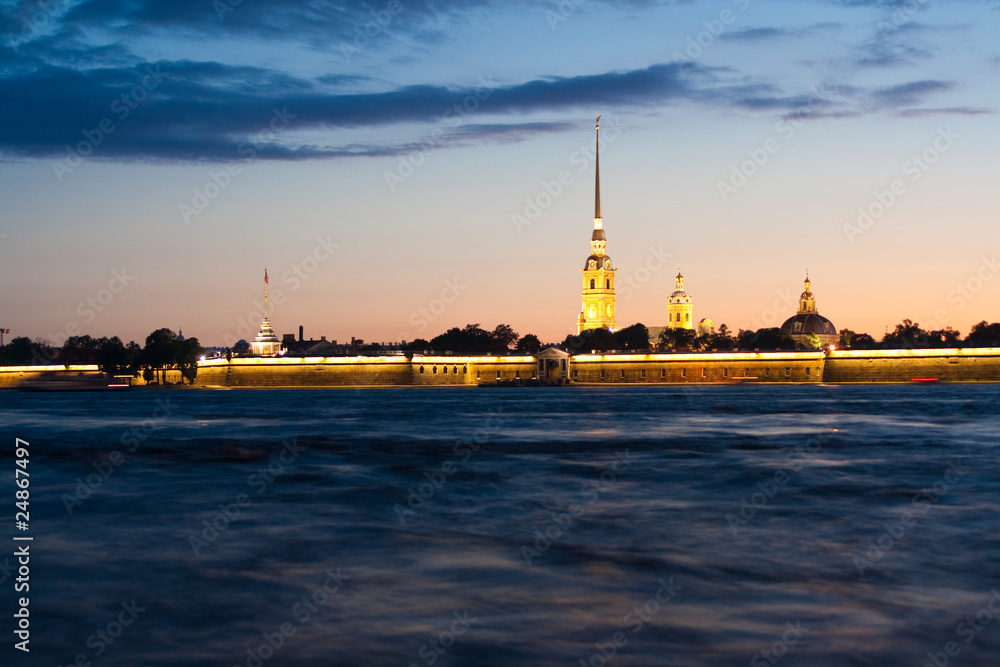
[594,115,601,224]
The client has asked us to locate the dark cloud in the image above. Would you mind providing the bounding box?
[895,106,993,118]
[871,79,953,106]
[719,27,801,41]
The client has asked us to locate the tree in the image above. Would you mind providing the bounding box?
[738,328,796,350]
[927,328,961,348]
[659,328,696,351]
[966,321,1000,348]
[175,337,203,385]
[801,333,821,350]
[562,328,616,353]
[1,337,53,365]
[516,334,542,353]
[882,319,929,349]
[138,328,178,385]
[491,324,519,351]
[97,337,137,376]
[61,335,100,364]
[615,323,650,351]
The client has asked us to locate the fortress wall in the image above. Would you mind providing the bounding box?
[824,348,1000,383]
[0,365,102,389]
[570,352,826,384]
[195,357,413,387]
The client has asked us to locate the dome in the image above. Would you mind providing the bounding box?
[780,313,836,337]
[591,228,606,241]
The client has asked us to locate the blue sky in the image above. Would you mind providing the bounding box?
[1,0,997,347]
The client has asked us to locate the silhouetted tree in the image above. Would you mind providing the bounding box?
[138,328,178,385]
[615,323,650,350]
[882,319,930,349]
[492,324,519,351]
[966,321,1000,348]
[516,334,542,353]
[562,328,617,353]
[659,328,697,351]
[737,328,796,350]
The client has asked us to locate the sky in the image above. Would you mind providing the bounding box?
[0,0,998,348]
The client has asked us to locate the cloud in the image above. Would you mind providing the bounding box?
[871,79,953,106]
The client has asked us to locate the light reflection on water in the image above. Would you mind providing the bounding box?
[6,384,1000,666]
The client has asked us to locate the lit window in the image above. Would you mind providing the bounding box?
[515,371,520,379]
[496,370,500,379]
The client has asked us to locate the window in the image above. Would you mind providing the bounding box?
[496,370,501,379]
[606,279,610,289]
[806,367,811,376]
[476,370,481,380]
[794,322,802,333]
[515,371,520,379]
[573,369,578,379]
[419,366,424,374]
[686,314,690,322]
[723,368,728,377]
[641,369,646,379]
[702,368,706,377]
[745,368,749,376]
[433,366,437,374]
[601,369,606,379]
[620,369,625,379]
[590,279,596,289]
[785,367,791,377]
[765,368,769,377]
[668,313,672,322]
[681,368,686,378]
[442,366,447,374]
[463,366,468,374]
[453,366,458,374]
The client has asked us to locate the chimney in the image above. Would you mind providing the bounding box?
[299,325,303,342]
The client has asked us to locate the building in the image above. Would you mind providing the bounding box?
[577,115,617,334]
[780,274,838,348]
[666,270,694,330]
[251,269,282,357]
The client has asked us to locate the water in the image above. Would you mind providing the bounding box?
[3,385,999,666]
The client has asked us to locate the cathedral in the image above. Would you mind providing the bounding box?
[577,116,617,334]
[780,274,838,347]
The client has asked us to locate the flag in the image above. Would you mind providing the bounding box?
[264,269,269,284]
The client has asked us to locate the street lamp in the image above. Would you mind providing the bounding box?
[0,329,9,346]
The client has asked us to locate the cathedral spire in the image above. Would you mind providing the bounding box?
[263,268,270,319]
[594,114,602,224]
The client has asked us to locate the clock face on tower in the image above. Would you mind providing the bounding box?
[589,260,596,269]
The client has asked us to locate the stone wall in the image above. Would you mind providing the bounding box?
[570,352,825,384]
[824,348,1000,383]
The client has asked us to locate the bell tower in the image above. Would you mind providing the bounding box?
[577,115,617,334]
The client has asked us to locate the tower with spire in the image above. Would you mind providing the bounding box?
[577,115,617,334]
[251,268,281,357]
[666,270,694,330]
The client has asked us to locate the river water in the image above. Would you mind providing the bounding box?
[3,384,999,666]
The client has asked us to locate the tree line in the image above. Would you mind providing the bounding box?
[0,328,202,384]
